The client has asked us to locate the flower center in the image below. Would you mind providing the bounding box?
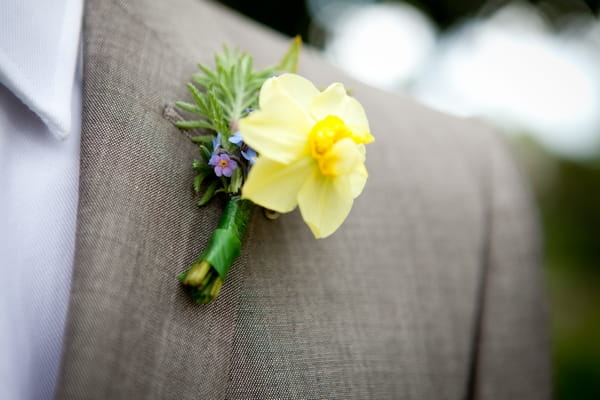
[309,115,359,177]
[218,159,229,167]
[309,116,352,157]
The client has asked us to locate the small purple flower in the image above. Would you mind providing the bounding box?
[228,131,243,146]
[229,131,258,165]
[242,148,257,164]
[211,133,222,154]
[208,153,238,177]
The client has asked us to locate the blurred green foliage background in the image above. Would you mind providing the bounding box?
[217,0,600,398]
[513,135,600,399]
[537,151,600,399]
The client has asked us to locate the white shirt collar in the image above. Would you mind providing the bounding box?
[0,0,84,139]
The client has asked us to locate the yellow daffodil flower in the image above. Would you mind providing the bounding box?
[239,73,374,238]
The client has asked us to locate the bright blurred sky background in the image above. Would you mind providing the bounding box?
[308,0,600,159]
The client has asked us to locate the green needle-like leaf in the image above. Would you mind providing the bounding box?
[190,135,215,144]
[186,83,207,109]
[228,167,243,194]
[198,145,212,162]
[175,120,213,130]
[198,180,219,206]
[192,159,203,170]
[175,101,204,115]
[276,35,302,73]
[193,170,211,194]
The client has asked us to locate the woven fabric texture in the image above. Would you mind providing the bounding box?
[56,0,550,398]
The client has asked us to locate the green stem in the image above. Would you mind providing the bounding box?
[179,196,254,304]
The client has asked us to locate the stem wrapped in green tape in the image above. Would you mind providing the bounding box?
[179,196,253,304]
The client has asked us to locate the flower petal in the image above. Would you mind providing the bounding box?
[259,74,320,111]
[319,138,363,177]
[298,170,354,238]
[310,83,373,144]
[242,156,315,213]
[208,154,219,166]
[239,80,315,164]
[228,131,243,145]
[345,144,368,198]
[347,162,368,198]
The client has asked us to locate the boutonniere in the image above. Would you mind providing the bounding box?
[174,37,374,304]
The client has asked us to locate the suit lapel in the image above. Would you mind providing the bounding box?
[56,1,250,398]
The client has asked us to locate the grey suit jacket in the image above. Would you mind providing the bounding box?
[55,0,551,398]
